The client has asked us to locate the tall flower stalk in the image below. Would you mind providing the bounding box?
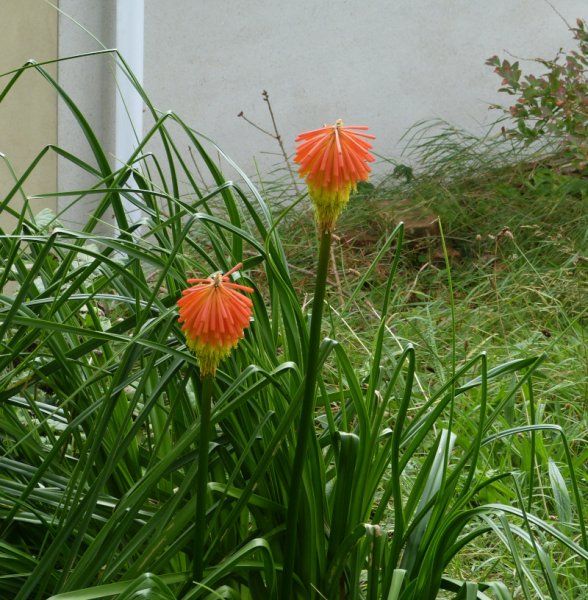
[281,121,375,598]
[177,263,253,583]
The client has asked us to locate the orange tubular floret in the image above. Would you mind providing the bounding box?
[177,263,254,376]
[295,121,375,203]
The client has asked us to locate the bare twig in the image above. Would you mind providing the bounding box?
[236,111,274,138]
[262,91,301,194]
[238,90,301,194]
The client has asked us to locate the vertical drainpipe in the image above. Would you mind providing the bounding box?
[115,0,145,225]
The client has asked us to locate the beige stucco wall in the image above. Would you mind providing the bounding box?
[0,0,58,233]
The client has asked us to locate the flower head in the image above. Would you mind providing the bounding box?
[295,120,375,230]
[177,263,253,377]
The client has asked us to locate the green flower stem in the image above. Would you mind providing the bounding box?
[193,373,214,583]
[281,226,333,599]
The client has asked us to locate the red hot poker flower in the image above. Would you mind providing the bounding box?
[177,263,253,377]
[295,120,375,229]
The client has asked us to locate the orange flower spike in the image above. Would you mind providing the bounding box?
[177,263,254,377]
[295,120,375,230]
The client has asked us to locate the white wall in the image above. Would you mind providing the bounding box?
[57,0,587,196]
[57,0,116,229]
[144,0,586,175]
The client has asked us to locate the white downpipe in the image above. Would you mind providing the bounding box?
[115,0,144,226]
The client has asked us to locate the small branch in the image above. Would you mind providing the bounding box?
[262,91,301,194]
[238,91,301,194]
[237,111,275,138]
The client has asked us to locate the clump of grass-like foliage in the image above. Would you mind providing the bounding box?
[0,52,587,599]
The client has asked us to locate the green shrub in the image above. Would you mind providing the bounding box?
[487,18,588,170]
